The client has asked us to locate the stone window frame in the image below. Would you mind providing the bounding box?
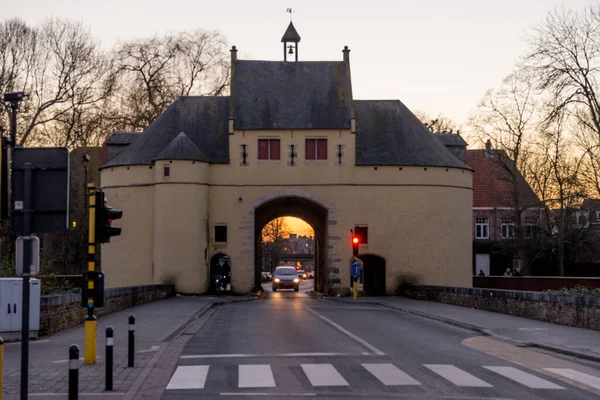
[163,164,170,178]
[475,217,489,239]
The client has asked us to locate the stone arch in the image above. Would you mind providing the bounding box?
[358,254,386,295]
[241,189,336,293]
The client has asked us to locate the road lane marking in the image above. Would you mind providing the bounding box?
[238,365,276,388]
[544,368,600,390]
[181,352,381,359]
[362,363,421,386]
[424,364,492,387]
[484,366,564,389]
[301,364,349,386]
[305,307,385,355]
[220,394,316,397]
[166,365,209,390]
[6,339,50,345]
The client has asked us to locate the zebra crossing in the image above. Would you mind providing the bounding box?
[165,362,600,392]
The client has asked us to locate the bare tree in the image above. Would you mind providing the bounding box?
[522,4,600,197]
[415,110,461,134]
[0,18,112,147]
[110,29,230,132]
[469,71,541,275]
[527,111,586,275]
[261,217,291,271]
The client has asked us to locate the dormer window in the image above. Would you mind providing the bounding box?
[306,138,327,160]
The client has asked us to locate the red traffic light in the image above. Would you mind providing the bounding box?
[352,236,359,244]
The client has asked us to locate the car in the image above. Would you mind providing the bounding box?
[306,271,314,279]
[272,266,300,291]
[297,270,308,280]
[261,271,272,282]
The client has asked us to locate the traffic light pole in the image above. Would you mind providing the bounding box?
[85,184,97,364]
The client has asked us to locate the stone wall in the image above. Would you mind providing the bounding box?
[473,276,600,291]
[399,284,600,331]
[40,284,175,336]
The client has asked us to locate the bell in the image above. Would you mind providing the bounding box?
[288,45,294,55]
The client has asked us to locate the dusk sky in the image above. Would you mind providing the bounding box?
[3,0,593,234]
[5,0,593,133]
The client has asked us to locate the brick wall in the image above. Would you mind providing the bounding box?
[39,284,175,336]
[399,284,600,331]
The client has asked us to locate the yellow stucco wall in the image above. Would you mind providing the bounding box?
[100,129,473,294]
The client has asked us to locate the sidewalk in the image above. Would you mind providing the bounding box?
[1,294,256,399]
[324,295,600,362]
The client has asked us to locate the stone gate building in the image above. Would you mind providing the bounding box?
[100,23,473,295]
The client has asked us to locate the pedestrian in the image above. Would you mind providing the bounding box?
[503,268,512,277]
[513,267,522,277]
[478,269,485,276]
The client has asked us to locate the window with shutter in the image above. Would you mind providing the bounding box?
[258,138,280,160]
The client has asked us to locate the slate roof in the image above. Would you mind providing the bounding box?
[354,100,469,168]
[465,149,540,208]
[154,132,209,162]
[434,133,468,147]
[102,96,229,168]
[105,132,140,145]
[231,60,352,130]
[281,22,301,42]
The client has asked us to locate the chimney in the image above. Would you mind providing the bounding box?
[485,139,491,151]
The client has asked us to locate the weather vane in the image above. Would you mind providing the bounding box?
[287,8,294,22]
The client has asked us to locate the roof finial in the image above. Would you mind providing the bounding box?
[287,8,293,22]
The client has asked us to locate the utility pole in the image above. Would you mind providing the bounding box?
[3,92,27,221]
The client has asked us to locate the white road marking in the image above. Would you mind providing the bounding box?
[238,365,276,388]
[305,307,385,355]
[220,394,316,397]
[139,345,160,353]
[301,364,349,387]
[6,339,50,345]
[484,366,564,389]
[166,365,210,390]
[181,352,380,359]
[544,368,600,390]
[51,357,103,364]
[362,363,421,386]
[424,364,492,387]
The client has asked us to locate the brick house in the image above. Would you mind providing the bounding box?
[436,135,543,276]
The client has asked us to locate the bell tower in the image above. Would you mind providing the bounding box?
[282,8,301,62]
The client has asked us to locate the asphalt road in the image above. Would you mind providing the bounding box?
[162,292,600,400]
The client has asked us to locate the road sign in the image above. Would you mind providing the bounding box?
[15,236,40,276]
[11,147,69,234]
[351,262,360,277]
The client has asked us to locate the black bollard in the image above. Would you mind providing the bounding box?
[105,327,114,391]
[128,315,135,368]
[68,344,79,400]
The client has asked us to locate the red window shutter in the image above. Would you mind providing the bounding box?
[270,139,280,160]
[306,139,316,160]
[258,139,269,160]
[317,139,327,160]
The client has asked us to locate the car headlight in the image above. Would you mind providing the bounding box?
[274,278,280,283]
[293,278,299,283]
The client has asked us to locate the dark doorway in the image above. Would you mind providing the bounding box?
[359,254,386,295]
[254,196,328,293]
[209,253,231,293]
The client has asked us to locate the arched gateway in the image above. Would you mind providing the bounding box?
[98,22,474,295]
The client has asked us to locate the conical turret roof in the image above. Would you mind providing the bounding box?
[281,22,301,42]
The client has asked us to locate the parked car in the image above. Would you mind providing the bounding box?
[273,266,300,291]
[261,272,272,282]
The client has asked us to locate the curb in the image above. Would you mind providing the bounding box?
[321,296,600,364]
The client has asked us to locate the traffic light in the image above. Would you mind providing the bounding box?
[95,190,123,244]
[352,235,359,256]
